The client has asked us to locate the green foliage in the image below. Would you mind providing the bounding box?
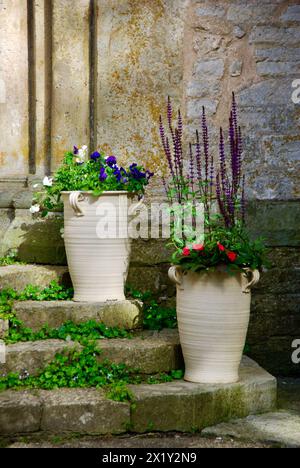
[147,369,184,384]
[5,319,131,345]
[0,281,73,321]
[0,344,139,397]
[33,150,152,216]
[171,220,269,274]
[126,287,177,330]
[105,383,135,402]
[0,251,23,266]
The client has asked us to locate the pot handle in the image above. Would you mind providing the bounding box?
[129,195,145,215]
[243,269,260,294]
[168,266,182,286]
[69,191,85,217]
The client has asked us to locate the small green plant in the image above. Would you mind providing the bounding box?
[5,319,131,345]
[147,369,184,384]
[126,286,177,331]
[105,383,135,402]
[0,281,73,322]
[0,251,23,267]
[0,344,138,395]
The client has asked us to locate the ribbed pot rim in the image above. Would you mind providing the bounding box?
[61,190,132,195]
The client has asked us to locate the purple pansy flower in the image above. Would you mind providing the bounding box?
[130,163,146,180]
[99,167,107,182]
[90,151,101,161]
[106,156,117,167]
[114,167,128,183]
[73,146,79,155]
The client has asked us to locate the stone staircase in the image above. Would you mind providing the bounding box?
[0,264,277,438]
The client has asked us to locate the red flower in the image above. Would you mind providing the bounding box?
[182,247,191,257]
[227,251,237,262]
[217,242,225,252]
[193,244,204,252]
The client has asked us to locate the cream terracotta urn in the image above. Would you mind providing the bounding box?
[62,191,142,302]
[168,266,260,384]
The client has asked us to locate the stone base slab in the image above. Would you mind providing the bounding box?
[0,357,276,436]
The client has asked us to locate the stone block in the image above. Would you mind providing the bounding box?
[1,340,81,377]
[0,210,66,265]
[230,60,243,77]
[257,61,300,77]
[246,200,300,246]
[193,59,225,78]
[39,388,130,434]
[0,265,69,292]
[130,357,277,433]
[281,5,300,22]
[196,6,225,18]
[249,26,300,45]
[203,412,300,448]
[255,47,300,62]
[0,390,42,435]
[227,4,277,23]
[14,300,143,331]
[96,329,182,374]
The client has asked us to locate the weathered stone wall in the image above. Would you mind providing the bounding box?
[0,0,299,376]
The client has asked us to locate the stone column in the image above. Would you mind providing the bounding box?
[0,0,29,182]
[51,0,90,171]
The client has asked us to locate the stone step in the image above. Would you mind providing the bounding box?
[0,330,182,376]
[0,264,69,292]
[13,300,143,331]
[0,357,276,436]
[202,411,300,448]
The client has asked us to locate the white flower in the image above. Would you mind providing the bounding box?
[29,204,40,214]
[43,176,53,187]
[75,145,88,164]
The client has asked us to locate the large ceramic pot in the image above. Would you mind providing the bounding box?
[62,191,142,302]
[168,267,260,384]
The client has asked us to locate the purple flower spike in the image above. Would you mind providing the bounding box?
[99,167,107,182]
[106,156,117,167]
[189,143,194,191]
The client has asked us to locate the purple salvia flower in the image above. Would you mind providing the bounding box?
[229,113,239,194]
[237,125,243,186]
[195,129,202,183]
[241,174,246,224]
[219,127,227,193]
[175,128,183,178]
[160,115,175,179]
[189,143,195,191]
[231,92,238,136]
[202,107,209,191]
[165,137,174,176]
[167,96,173,131]
[178,109,183,140]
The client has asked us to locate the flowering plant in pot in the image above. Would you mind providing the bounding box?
[159,94,268,384]
[31,147,153,302]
